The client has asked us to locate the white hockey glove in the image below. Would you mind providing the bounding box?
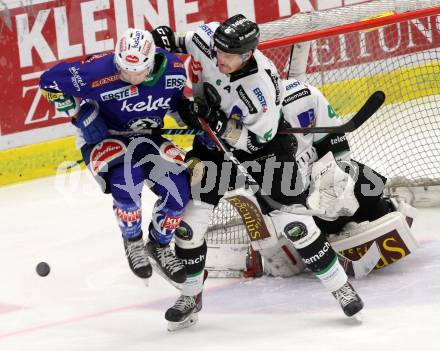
[307,152,359,220]
[40,89,80,117]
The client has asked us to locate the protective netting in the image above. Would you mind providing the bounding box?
[259,0,440,187]
[207,0,440,247]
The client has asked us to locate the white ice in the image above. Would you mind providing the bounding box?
[1,171,439,351]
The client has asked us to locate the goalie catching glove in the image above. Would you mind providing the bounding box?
[307,152,359,220]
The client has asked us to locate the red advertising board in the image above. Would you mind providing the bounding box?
[0,0,301,139]
[0,0,375,144]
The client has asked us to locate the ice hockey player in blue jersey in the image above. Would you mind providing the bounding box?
[39,28,191,284]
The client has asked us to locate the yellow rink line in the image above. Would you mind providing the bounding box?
[1,60,439,186]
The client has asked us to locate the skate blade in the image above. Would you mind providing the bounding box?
[149,258,182,290]
[167,313,198,332]
[350,311,363,324]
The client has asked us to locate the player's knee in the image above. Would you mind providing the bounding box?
[273,211,338,274]
[151,171,191,213]
[174,200,213,249]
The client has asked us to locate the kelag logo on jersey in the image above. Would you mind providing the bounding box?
[253,88,268,112]
[297,108,316,128]
[165,75,186,89]
[100,86,139,101]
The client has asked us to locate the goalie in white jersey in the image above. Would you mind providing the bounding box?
[152,15,364,331]
[257,78,417,279]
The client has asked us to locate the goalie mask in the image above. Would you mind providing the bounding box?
[115,28,156,79]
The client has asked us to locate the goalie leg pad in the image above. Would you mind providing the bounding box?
[261,236,305,277]
[330,211,419,270]
[175,200,213,249]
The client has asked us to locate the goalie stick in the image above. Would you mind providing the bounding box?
[108,90,385,137]
[337,242,381,279]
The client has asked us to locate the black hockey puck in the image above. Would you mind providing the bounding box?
[36,262,50,277]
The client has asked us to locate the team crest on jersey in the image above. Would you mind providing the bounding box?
[127,116,162,130]
[90,139,126,174]
[297,108,316,128]
[100,86,139,101]
[165,75,186,89]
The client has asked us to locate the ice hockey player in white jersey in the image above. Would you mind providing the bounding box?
[152,14,364,331]
[257,78,417,279]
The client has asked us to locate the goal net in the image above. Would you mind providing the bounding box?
[205,0,440,276]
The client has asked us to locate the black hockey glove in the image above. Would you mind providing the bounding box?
[205,108,228,135]
[151,26,177,52]
[177,97,228,135]
[177,98,208,130]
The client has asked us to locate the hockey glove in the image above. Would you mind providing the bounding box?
[177,98,207,130]
[307,152,359,220]
[73,101,109,145]
[151,26,177,52]
[177,98,228,135]
[40,89,80,117]
[205,108,228,135]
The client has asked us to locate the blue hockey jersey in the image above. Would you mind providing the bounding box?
[39,48,186,133]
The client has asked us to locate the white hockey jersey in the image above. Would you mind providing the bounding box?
[184,23,282,153]
[281,79,351,188]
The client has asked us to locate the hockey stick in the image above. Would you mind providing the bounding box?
[282,90,385,134]
[108,90,385,137]
[337,242,381,279]
[198,117,383,277]
[198,117,327,217]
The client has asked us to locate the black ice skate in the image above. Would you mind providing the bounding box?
[165,292,203,331]
[123,235,152,279]
[146,237,187,284]
[332,281,364,317]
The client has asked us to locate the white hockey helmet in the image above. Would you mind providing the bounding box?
[115,28,156,74]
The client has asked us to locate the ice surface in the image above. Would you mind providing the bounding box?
[0,172,439,350]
